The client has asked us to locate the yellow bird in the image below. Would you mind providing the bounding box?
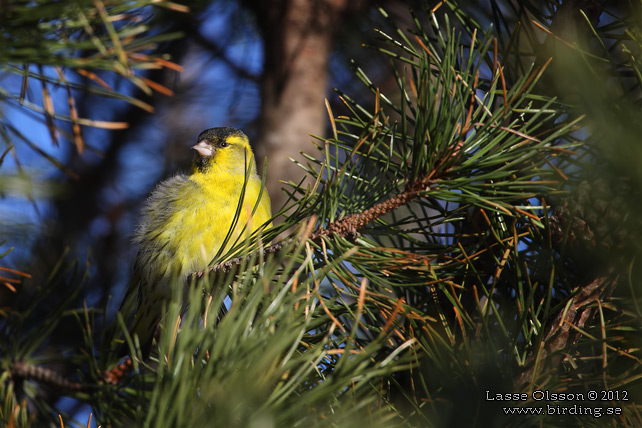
[125,127,272,356]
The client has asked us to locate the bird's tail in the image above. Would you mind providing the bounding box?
[114,273,162,359]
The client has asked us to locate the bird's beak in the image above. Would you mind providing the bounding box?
[192,140,214,157]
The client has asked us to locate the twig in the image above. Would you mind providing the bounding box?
[10,361,89,392]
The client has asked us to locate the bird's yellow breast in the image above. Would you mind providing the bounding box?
[134,166,271,287]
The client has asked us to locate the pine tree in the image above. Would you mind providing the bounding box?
[1,1,641,427]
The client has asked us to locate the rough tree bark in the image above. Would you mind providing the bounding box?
[243,0,368,214]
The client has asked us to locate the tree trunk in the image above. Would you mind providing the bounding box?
[244,0,367,214]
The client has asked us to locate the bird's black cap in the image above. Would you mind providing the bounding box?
[197,127,246,143]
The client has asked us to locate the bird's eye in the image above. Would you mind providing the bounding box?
[219,141,229,148]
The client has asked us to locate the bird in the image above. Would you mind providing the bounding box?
[123,127,272,357]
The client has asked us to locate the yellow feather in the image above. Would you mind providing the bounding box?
[125,127,271,355]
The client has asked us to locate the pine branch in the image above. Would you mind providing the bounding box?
[10,361,90,392]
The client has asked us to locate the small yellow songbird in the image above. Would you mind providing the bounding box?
[125,127,272,356]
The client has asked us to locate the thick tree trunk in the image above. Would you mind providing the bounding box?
[244,0,366,214]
